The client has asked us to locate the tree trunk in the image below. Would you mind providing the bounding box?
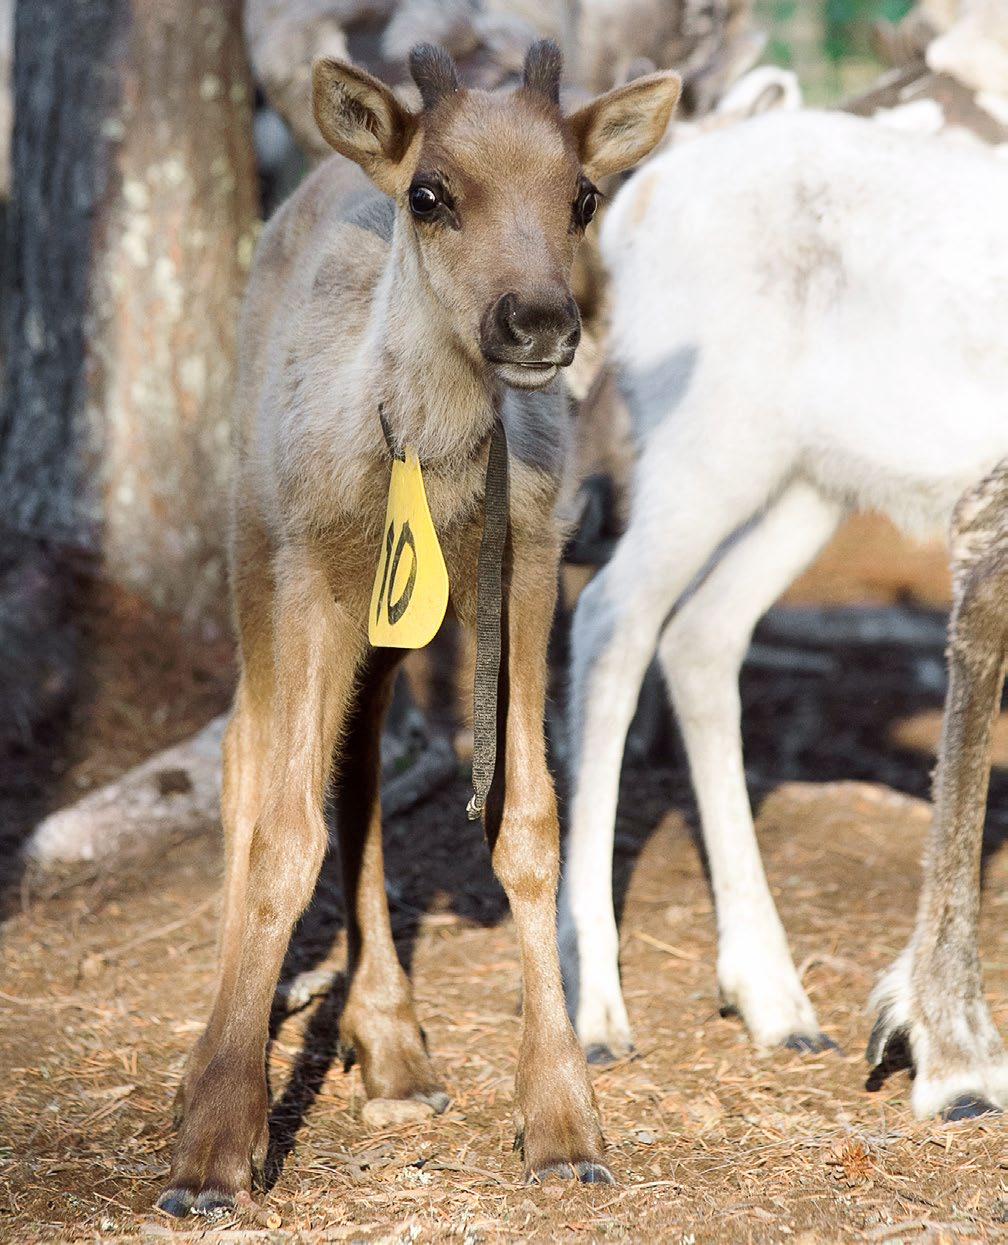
[1,0,258,648]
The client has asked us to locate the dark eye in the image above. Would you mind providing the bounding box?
[576,187,599,229]
[409,184,439,218]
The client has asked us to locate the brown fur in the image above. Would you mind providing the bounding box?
[158,44,679,1213]
[920,470,1008,1063]
[869,458,1008,1113]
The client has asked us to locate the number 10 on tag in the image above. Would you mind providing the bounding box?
[368,449,449,649]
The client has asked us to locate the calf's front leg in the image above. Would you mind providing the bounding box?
[478,542,611,1183]
[158,565,360,1216]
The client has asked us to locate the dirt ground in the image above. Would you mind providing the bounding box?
[1,517,1007,1244]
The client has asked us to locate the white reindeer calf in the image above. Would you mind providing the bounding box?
[558,109,1008,1118]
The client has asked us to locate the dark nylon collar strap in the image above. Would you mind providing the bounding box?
[466,416,510,822]
[377,403,509,824]
[378,403,404,461]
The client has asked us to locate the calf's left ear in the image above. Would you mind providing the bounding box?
[568,72,681,180]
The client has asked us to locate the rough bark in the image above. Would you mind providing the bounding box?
[0,0,123,747]
[1,0,258,643]
[0,0,12,199]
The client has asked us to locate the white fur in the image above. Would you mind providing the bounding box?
[870,951,1008,1116]
[911,1065,1008,1117]
[715,66,803,118]
[560,110,1008,1058]
[666,67,803,150]
[977,89,1008,125]
[927,0,1008,95]
[872,97,946,134]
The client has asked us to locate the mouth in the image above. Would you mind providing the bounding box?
[489,360,561,391]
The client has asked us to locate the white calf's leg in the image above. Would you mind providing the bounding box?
[559,436,787,1063]
[560,550,647,1063]
[658,481,842,1050]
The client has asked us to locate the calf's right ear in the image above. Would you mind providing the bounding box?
[313,58,417,194]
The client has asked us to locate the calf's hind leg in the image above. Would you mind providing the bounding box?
[158,562,359,1217]
[869,464,1008,1119]
[657,481,843,1052]
[336,654,448,1110]
[559,472,840,1061]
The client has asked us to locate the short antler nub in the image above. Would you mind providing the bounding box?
[523,39,562,105]
[409,43,461,110]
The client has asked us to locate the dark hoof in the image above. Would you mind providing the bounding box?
[585,1043,633,1067]
[192,1188,236,1216]
[526,1159,615,1185]
[576,1160,616,1184]
[527,1161,574,1184]
[942,1095,1000,1122]
[417,1089,450,1114]
[865,1016,913,1090]
[867,1011,904,1068]
[783,1033,840,1055]
[156,1188,195,1219]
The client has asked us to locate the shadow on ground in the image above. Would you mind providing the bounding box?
[263,602,1008,1178]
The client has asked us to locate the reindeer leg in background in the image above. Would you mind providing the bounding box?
[869,461,1008,1119]
[656,481,843,1054]
[559,401,802,1064]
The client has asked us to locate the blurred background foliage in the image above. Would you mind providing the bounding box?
[756,0,915,102]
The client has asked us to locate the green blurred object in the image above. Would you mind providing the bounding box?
[756,0,915,103]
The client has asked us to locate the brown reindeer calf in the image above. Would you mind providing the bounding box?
[158,41,679,1215]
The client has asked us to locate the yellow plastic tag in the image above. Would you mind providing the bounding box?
[369,450,449,649]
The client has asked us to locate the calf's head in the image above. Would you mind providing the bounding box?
[313,41,680,392]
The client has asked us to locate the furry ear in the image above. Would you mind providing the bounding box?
[568,72,681,180]
[409,43,461,109]
[313,57,417,193]
[523,39,562,104]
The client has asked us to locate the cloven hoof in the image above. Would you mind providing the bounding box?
[157,1187,237,1219]
[585,1042,635,1067]
[783,1032,841,1055]
[942,1094,1000,1122]
[526,1159,616,1185]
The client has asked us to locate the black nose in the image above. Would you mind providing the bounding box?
[480,291,581,367]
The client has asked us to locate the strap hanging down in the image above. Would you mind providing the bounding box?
[467,417,511,821]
